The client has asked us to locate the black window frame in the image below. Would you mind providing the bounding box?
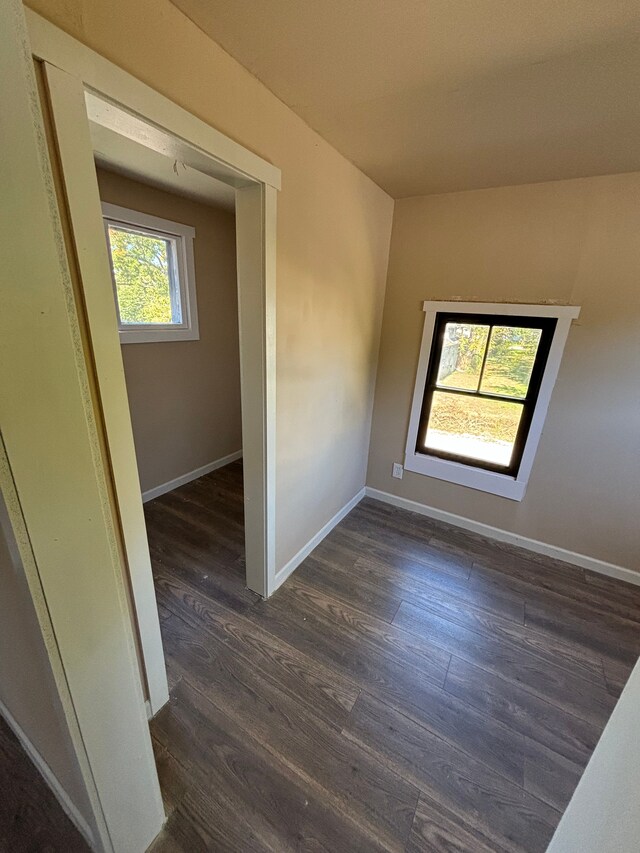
[416,312,557,477]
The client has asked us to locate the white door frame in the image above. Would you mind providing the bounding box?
[29,9,280,716]
[1,2,164,850]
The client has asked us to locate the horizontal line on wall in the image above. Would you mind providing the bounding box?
[365,487,639,587]
[142,450,242,503]
[273,488,367,594]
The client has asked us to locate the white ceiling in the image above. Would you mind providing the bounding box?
[90,122,236,210]
[170,0,640,196]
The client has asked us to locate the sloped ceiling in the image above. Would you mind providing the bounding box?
[170,0,640,196]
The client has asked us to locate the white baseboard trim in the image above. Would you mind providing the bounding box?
[0,699,95,847]
[142,450,243,503]
[273,488,366,594]
[365,487,640,587]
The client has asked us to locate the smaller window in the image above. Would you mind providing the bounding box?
[102,203,198,344]
[405,302,580,500]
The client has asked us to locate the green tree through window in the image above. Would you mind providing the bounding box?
[422,314,554,472]
[108,225,177,324]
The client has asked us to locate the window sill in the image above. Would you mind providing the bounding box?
[119,327,200,344]
[404,450,527,500]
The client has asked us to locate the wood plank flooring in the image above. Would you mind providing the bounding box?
[0,715,88,852]
[147,460,640,852]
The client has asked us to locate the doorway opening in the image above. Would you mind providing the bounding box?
[92,146,260,664]
[42,62,280,716]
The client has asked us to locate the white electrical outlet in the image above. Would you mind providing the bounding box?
[392,463,404,479]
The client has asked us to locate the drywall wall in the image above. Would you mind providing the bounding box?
[26,0,394,568]
[96,167,241,495]
[547,656,640,852]
[368,171,640,571]
[0,492,95,841]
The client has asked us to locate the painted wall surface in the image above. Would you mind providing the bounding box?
[0,494,94,839]
[96,167,241,495]
[368,171,640,570]
[27,0,395,567]
[547,657,640,852]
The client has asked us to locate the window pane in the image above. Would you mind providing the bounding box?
[480,326,542,398]
[437,323,490,392]
[425,391,523,467]
[108,225,181,325]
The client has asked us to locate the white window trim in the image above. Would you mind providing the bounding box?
[101,202,199,344]
[404,301,581,501]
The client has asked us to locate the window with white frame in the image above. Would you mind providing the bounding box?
[102,203,199,344]
[405,302,580,500]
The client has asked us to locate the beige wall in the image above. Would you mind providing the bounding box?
[28,0,395,567]
[96,168,241,495]
[0,492,95,840]
[368,171,640,571]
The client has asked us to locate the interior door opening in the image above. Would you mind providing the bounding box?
[92,146,254,685]
[41,63,279,717]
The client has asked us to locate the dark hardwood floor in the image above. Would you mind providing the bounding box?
[3,461,635,852]
[147,460,640,853]
[0,715,88,852]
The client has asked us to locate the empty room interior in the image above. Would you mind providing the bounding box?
[1,1,639,852]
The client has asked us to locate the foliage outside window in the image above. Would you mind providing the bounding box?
[404,302,580,500]
[102,203,198,344]
[418,314,555,474]
[107,225,180,325]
